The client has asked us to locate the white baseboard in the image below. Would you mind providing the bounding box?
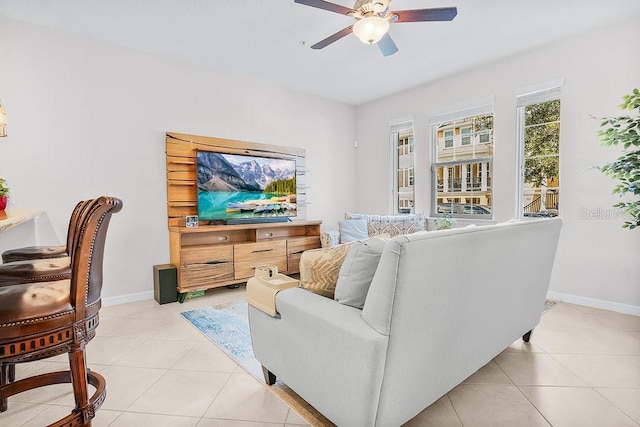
[103,290,154,307]
[100,289,640,316]
[547,291,640,316]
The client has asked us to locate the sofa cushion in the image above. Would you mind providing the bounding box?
[338,219,369,243]
[299,243,352,298]
[334,236,389,309]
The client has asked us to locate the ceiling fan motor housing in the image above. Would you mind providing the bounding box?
[353,0,390,17]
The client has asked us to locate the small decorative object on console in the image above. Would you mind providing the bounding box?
[185,215,198,228]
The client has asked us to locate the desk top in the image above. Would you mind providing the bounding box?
[0,210,44,233]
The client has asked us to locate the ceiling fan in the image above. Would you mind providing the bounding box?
[294,0,457,56]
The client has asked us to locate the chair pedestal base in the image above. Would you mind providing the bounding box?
[0,369,106,426]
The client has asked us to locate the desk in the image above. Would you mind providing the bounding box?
[0,210,44,262]
[0,210,44,233]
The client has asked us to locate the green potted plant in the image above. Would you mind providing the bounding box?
[0,176,9,211]
[598,88,640,229]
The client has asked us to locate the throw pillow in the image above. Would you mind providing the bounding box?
[334,235,389,309]
[338,219,368,243]
[345,212,427,237]
[299,243,352,299]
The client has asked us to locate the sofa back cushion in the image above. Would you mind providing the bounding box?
[338,219,369,243]
[345,212,426,237]
[361,219,562,337]
[334,235,389,309]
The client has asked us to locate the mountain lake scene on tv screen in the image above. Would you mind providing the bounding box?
[197,151,297,221]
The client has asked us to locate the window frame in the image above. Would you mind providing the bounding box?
[515,82,562,219]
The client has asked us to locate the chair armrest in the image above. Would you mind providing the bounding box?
[320,230,340,248]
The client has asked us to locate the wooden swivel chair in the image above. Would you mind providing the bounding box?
[1,199,88,263]
[0,196,122,426]
[0,199,94,386]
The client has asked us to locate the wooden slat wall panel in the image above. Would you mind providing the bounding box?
[165,131,307,226]
[168,205,195,218]
[167,184,197,202]
[166,157,195,171]
[167,171,196,181]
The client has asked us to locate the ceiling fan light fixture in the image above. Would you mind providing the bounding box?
[352,16,389,44]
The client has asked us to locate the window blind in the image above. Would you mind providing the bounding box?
[516,79,563,107]
[427,96,494,126]
[389,119,414,134]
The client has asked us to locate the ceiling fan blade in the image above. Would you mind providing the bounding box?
[393,7,458,22]
[311,25,354,49]
[294,0,355,16]
[378,33,398,56]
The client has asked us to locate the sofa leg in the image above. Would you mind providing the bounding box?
[262,366,276,385]
[522,330,532,342]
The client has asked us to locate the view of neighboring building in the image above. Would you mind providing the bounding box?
[434,114,494,215]
[396,131,415,214]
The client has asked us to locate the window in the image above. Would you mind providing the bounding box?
[478,130,491,144]
[516,84,561,218]
[444,130,454,148]
[429,100,494,218]
[390,120,415,214]
[461,127,472,145]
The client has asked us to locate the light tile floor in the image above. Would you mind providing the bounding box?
[1,287,639,427]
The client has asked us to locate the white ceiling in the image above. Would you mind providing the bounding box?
[2,0,639,105]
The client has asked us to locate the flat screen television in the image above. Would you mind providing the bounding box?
[196,150,297,224]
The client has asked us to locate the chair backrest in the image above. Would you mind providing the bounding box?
[69,196,123,318]
[65,200,89,254]
[65,199,94,259]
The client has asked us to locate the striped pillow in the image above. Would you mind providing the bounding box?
[299,243,352,298]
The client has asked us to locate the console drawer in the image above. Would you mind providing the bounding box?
[287,253,302,273]
[234,256,287,280]
[288,236,321,255]
[234,240,287,263]
[180,262,234,286]
[181,246,233,265]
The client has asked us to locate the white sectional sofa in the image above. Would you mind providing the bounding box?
[248,218,562,427]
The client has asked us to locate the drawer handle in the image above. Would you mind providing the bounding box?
[217,236,228,241]
[252,248,274,253]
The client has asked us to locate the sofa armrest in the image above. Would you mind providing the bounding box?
[248,288,389,426]
[320,230,340,248]
[276,288,381,337]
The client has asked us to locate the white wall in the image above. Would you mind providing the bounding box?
[354,18,640,313]
[0,17,357,303]
[2,16,638,313]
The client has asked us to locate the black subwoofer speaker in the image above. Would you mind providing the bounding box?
[153,264,178,305]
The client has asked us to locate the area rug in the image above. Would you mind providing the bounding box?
[181,299,558,427]
[181,300,334,426]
